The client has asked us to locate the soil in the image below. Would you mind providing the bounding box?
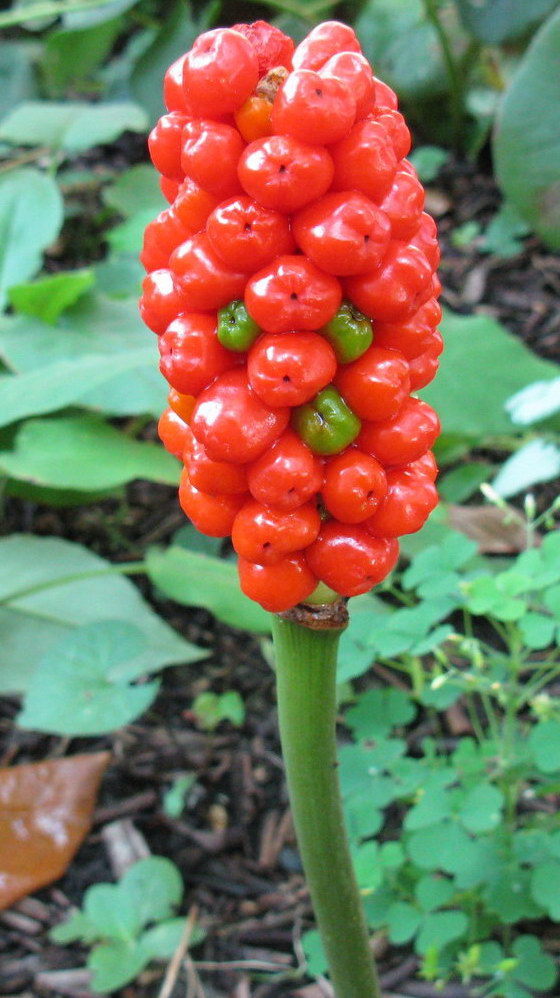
[0,149,559,998]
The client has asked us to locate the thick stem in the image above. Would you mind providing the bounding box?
[271,613,381,998]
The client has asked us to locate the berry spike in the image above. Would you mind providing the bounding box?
[140,19,441,614]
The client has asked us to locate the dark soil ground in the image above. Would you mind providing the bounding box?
[1,151,559,998]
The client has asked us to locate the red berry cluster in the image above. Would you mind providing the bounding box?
[140,19,442,614]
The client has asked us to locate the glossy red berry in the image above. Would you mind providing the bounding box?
[170,232,247,311]
[245,255,342,334]
[292,21,361,72]
[358,396,440,467]
[293,191,391,277]
[158,313,236,395]
[191,368,289,464]
[232,499,321,564]
[206,196,294,272]
[331,119,397,204]
[247,430,323,510]
[365,469,438,537]
[306,522,399,596]
[335,346,410,422]
[179,469,246,537]
[238,135,334,214]
[238,554,317,612]
[248,332,337,407]
[148,112,191,180]
[272,69,356,146]
[322,449,387,523]
[182,28,259,117]
[181,119,244,199]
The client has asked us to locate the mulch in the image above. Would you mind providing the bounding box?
[1,151,559,998]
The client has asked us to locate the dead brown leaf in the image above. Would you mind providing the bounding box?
[0,752,110,910]
[448,503,537,554]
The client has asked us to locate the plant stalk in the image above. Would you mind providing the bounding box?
[271,611,381,998]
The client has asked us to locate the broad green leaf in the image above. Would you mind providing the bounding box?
[465,573,527,621]
[42,17,122,95]
[494,8,560,248]
[404,786,452,831]
[402,532,477,591]
[529,720,560,773]
[438,462,493,503]
[85,882,143,940]
[0,346,154,426]
[506,377,560,425]
[88,939,148,993]
[337,593,391,682]
[0,42,38,122]
[104,163,163,218]
[0,100,147,152]
[406,821,474,872]
[408,145,449,182]
[457,0,558,44]
[18,621,158,735]
[415,910,468,955]
[0,534,204,693]
[422,312,560,439]
[482,203,530,258]
[8,269,94,324]
[192,691,245,731]
[145,545,270,633]
[302,929,328,978]
[415,876,455,913]
[512,935,557,990]
[0,296,164,417]
[386,902,422,944]
[458,783,504,833]
[139,918,204,959]
[0,414,178,490]
[485,870,542,924]
[492,439,560,498]
[50,910,98,944]
[0,168,63,308]
[356,0,452,101]
[530,860,560,919]
[63,0,140,28]
[120,857,183,928]
[345,688,416,740]
[519,612,556,650]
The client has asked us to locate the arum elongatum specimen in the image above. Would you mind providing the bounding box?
[140,19,442,997]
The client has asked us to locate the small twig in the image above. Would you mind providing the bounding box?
[157,905,198,998]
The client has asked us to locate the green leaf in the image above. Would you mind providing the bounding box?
[0,534,204,694]
[337,593,390,682]
[104,163,163,218]
[50,910,98,944]
[457,0,558,45]
[415,876,455,912]
[8,269,94,324]
[458,783,504,833]
[63,0,140,29]
[0,168,63,308]
[145,545,270,634]
[302,928,328,978]
[344,688,416,740]
[530,860,560,919]
[353,840,383,892]
[511,935,557,990]
[0,42,38,123]
[0,100,147,152]
[492,439,560,498]
[465,574,528,621]
[403,531,477,591]
[0,295,164,417]
[406,821,474,873]
[121,857,183,928]
[415,910,468,955]
[88,939,148,993]
[438,462,493,503]
[139,918,204,960]
[18,621,159,735]
[0,346,155,427]
[506,377,560,425]
[422,311,560,439]
[42,17,122,95]
[518,612,556,650]
[482,203,530,258]
[0,414,179,490]
[192,691,245,731]
[85,882,142,940]
[529,720,560,773]
[405,786,452,831]
[485,870,542,923]
[386,902,422,944]
[494,8,560,248]
[356,0,453,101]
[408,145,449,182]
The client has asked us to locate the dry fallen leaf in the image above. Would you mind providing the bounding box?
[448,503,537,554]
[0,752,110,910]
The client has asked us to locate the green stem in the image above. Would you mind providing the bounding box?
[271,613,381,998]
[422,0,465,151]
